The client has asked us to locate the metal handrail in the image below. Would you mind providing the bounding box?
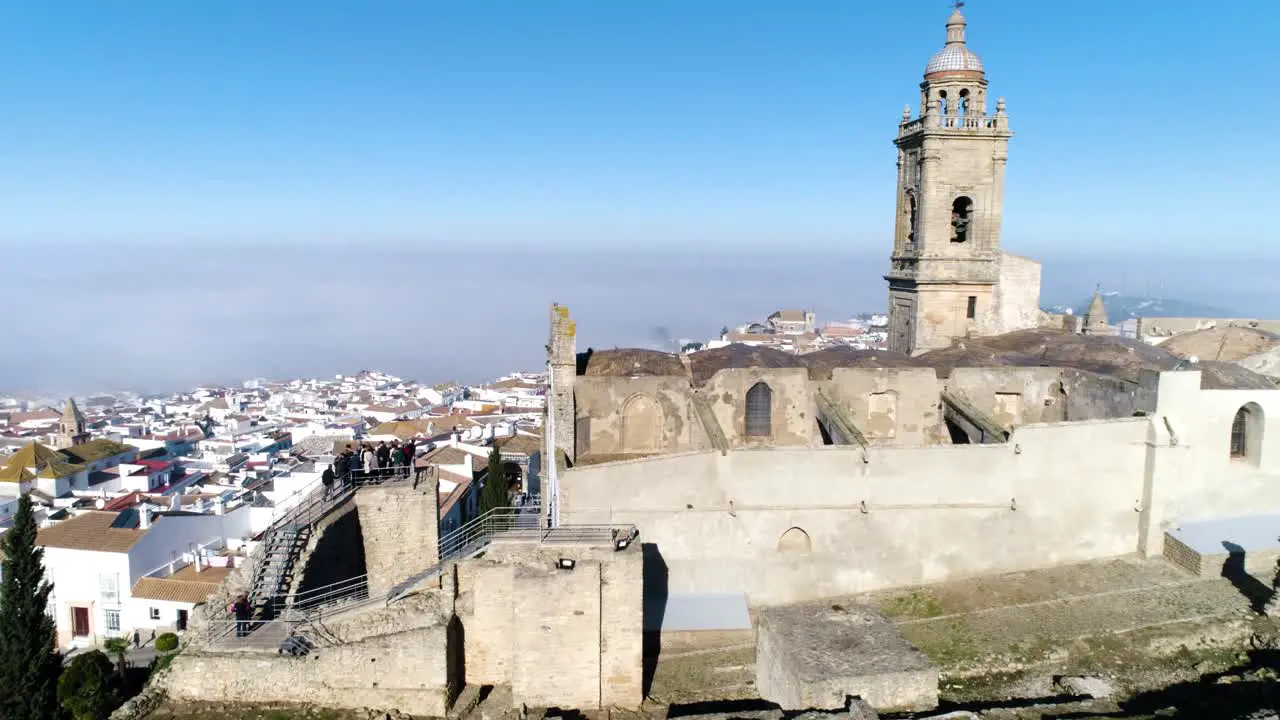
[287,573,370,612]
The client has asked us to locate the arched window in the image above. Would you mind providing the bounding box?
[951,197,973,243]
[937,90,948,115]
[958,88,970,116]
[1230,409,1247,457]
[1230,403,1263,462]
[745,382,772,437]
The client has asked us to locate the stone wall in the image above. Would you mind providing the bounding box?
[549,304,577,463]
[513,562,603,709]
[293,502,365,596]
[565,371,1280,605]
[573,376,704,456]
[995,252,1043,334]
[819,368,944,444]
[355,483,440,597]
[944,367,1064,427]
[454,543,644,710]
[574,365,1156,455]
[561,419,1151,605]
[163,625,453,717]
[702,368,813,447]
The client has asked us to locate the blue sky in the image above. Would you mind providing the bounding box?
[0,1,1275,254]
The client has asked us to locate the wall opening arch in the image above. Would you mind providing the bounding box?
[1230,402,1264,465]
[745,382,773,438]
[621,393,662,452]
[777,527,811,554]
[951,196,973,243]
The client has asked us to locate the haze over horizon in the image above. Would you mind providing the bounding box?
[0,1,1274,394]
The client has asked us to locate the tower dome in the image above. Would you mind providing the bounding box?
[924,7,984,77]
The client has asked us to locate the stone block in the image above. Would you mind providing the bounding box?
[756,603,938,712]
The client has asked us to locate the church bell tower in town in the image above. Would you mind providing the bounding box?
[885,5,1015,355]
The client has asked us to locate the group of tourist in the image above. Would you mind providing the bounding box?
[321,439,419,496]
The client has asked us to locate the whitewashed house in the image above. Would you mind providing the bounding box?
[38,504,254,648]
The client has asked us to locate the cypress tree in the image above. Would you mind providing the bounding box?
[0,495,62,720]
[480,445,507,515]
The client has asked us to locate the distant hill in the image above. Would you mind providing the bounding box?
[1042,294,1234,321]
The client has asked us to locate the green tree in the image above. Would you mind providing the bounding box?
[479,445,508,515]
[0,495,62,720]
[57,650,118,720]
[720,326,730,337]
[102,637,129,678]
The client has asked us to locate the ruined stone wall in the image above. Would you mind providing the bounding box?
[701,368,813,447]
[355,483,439,597]
[1061,369,1146,420]
[163,625,452,717]
[995,252,1043,334]
[549,304,577,464]
[560,417,1151,605]
[573,376,702,457]
[821,368,945,444]
[944,367,1064,427]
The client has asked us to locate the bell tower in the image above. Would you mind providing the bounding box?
[55,397,89,449]
[885,4,1014,355]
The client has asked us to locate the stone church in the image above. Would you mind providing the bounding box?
[543,8,1280,606]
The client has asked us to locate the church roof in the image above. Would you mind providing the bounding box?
[61,398,86,425]
[579,329,1275,391]
[0,442,85,483]
[925,8,984,76]
[58,438,135,465]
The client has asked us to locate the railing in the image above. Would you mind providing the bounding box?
[899,113,1006,134]
[287,574,370,613]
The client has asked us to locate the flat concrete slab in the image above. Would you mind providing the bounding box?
[1165,514,1280,576]
[644,592,751,632]
[756,603,938,712]
[1168,514,1280,554]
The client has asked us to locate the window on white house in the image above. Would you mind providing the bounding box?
[150,608,160,620]
[99,574,119,605]
[105,609,120,632]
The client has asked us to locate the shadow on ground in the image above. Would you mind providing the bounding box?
[1040,648,1280,719]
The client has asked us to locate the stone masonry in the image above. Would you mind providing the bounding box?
[756,603,938,712]
[455,540,645,710]
[884,8,1041,355]
[549,303,577,466]
[356,481,440,597]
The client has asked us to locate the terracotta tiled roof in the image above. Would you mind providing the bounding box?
[36,511,150,553]
[131,565,231,604]
[368,419,432,440]
[437,470,473,516]
[494,433,542,457]
[418,446,476,470]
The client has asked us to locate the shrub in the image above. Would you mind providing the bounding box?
[58,650,119,720]
[154,633,179,653]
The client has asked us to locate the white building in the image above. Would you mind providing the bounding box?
[38,505,256,648]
